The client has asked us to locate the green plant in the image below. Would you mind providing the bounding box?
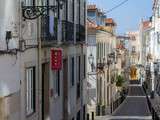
[116,75,124,87]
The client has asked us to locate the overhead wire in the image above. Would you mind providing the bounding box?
[106,0,130,13]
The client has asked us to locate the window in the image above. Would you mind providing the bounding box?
[54,70,60,97]
[77,56,81,82]
[84,1,86,25]
[77,0,80,24]
[97,43,99,59]
[24,0,35,6]
[83,55,86,78]
[102,43,104,57]
[132,46,136,52]
[26,67,36,115]
[71,57,75,86]
[107,86,109,105]
[158,7,160,17]
[65,0,68,20]
[157,32,160,43]
[77,56,81,99]
[72,0,75,22]
[41,0,57,40]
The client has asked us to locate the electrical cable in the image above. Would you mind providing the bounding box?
[106,0,130,13]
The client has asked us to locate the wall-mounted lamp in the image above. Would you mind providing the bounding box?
[88,54,95,72]
[6,31,12,50]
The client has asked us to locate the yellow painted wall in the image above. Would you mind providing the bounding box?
[130,65,138,80]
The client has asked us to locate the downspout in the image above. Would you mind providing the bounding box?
[36,0,42,118]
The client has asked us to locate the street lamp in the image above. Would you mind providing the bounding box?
[88,54,95,72]
[88,54,94,64]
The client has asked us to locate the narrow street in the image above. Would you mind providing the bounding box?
[96,81,152,120]
[1,0,159,120]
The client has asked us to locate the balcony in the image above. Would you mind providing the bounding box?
[76,24,85,43]
[80,25,85,42]
[62,20,74,43]
[76,24,80,42]
[41,16,57,43]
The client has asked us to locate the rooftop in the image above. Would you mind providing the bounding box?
[105,18,117,26]
[87,4,97,11]
[142,20,151,30]
[87,19,97,29]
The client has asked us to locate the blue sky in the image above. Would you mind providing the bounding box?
[88,0,152,35]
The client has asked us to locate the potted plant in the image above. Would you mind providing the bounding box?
[116,75,124,89]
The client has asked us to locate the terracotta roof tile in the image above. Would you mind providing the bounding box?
[87,5,97,10]
[105,18,117,26]
[142,21,151,30]
[87,19,97,29]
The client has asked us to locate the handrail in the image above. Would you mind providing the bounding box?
[142,85,160,120]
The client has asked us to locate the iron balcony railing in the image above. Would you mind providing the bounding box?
[76,24,85,42]
[41,16,57,41]
[80,24,85,42]
[41,18,85,43]
[76,24,80,42]
[62,20,74,42]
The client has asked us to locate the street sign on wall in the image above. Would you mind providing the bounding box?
[51,48,62,70]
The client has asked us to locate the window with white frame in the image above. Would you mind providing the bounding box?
[26,67,36,115]
[54,70,60,97]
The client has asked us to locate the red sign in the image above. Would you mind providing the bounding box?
[51,49,62,70]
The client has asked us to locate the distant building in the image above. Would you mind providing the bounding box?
[87,4,106,26]
[86,19,97,117]
[87,4,118,116]
[139,19,153,92]
[126,31,141,65]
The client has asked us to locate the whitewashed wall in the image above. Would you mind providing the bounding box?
[0,0,19,50]
[0,55,20,97]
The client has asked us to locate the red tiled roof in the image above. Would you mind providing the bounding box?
[105,18,117,26]
[87,19,97,29]
[87,5,97,10]
[142,21,151,30]
[116,44,125,49]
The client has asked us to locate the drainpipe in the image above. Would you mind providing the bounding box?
[37,13,42,120]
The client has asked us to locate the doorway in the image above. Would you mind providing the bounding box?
[63,59,68,120]
[42,63,50,120]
